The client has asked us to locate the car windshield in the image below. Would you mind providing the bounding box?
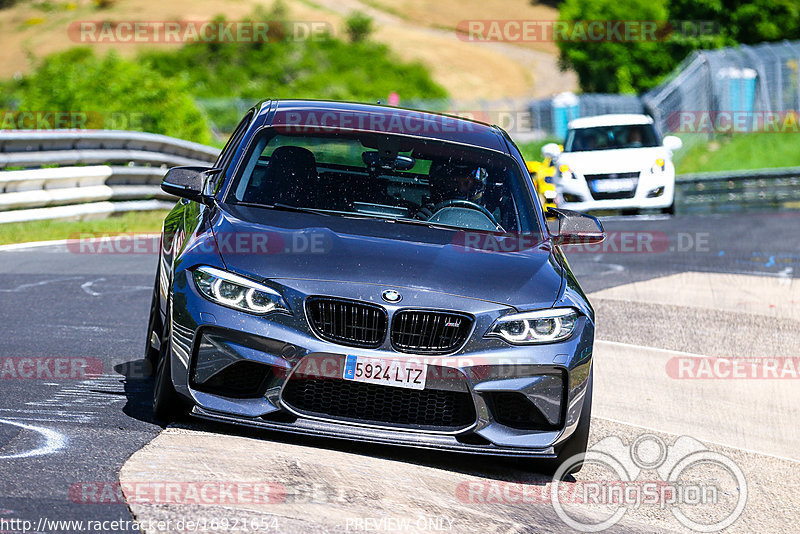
[227,129,540,235]
[564,124,659,152]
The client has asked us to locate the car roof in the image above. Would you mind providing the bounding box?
[568,114,654,129]
[254,99,509,153]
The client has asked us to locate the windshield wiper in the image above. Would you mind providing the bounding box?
[233,201,489,231]
[393,217,464,231]
[233,201,333,216]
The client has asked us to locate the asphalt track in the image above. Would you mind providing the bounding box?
[0,211,798,533]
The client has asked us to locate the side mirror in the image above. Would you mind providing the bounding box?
[161,166,220,204]
[547,207,605,245]
[663,135,682,151]
[541,143,562,160]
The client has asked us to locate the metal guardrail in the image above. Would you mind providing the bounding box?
[2,130,798,222]
[0,130,219,223]
[0,130,218,169]
[676,167,800,213]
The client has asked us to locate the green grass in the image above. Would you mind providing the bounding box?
[513,138,561,162]
[675,133,800,174]
[0,210,169,245]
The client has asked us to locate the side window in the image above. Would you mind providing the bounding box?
[209,112,254,194]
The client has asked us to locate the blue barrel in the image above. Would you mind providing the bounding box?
[552,92,580,141]
[717,68,757,132]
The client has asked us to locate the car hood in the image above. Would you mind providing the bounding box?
[558,146,669,174]
[211,204,564,310]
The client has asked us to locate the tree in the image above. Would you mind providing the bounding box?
[559,0,800,94]
[557,0,674,93]
[667,0,800,44]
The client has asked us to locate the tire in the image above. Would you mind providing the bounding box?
[144,268,162,376]
[541,367,593,477]
[660,201,676,215]
[620,208,639,216]
[152,300,185,422]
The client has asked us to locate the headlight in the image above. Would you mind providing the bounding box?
[192,266,290,315]
[486,308,578,344]
[650,158,666,174]
[557,164,573,180]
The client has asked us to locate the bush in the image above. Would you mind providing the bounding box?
[1,6,446,140]
[345,11,374,43]
[2,48,212,143]
[139,10,446,130]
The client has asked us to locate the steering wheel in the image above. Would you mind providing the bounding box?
[429,200,504,231]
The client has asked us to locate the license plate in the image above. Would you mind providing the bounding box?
[591,178,636,193]
[343,355,427,390]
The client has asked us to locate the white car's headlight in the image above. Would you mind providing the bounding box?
[192,266,290,315]
[650,158,666,174]
[486,308,578,344]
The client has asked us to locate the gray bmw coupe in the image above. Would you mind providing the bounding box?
[145,100,604,472]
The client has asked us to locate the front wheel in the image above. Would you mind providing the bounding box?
[144,269,162,375]
[152,301,186,422]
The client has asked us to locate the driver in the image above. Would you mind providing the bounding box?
[451,165,487,203]
[429,162,488,205]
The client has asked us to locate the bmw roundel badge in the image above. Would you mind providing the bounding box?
[381,290,402,303]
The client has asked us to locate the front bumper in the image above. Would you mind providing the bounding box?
[168,274,594,457]
[558,170,675,211]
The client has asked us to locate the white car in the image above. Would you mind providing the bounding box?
[543,114,682,214]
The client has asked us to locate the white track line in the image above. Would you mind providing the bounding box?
[0,239,69,252]
[0,417,66,459]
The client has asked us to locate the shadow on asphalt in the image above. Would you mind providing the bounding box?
[113,359,165,428]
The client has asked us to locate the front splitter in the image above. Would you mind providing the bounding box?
[191,406,557,458]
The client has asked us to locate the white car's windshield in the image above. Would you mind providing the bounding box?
[564,124,659,152]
